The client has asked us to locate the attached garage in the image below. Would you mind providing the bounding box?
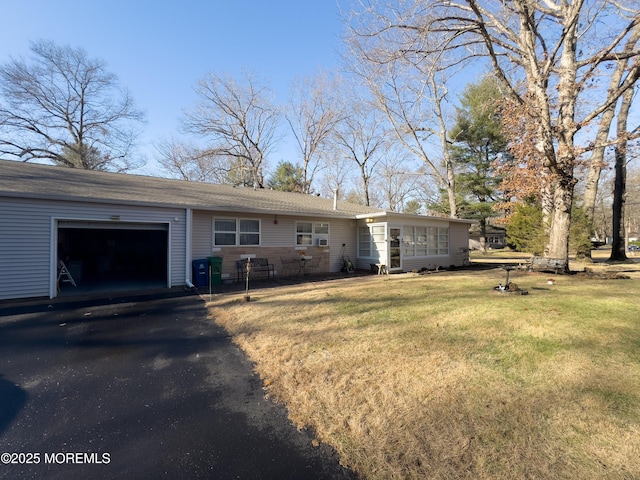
[0,162,189,301]
[56,221,169,294]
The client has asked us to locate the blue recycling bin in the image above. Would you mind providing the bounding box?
[192,259,209,288]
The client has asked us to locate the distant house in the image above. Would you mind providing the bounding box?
[0,161,473,301]
[469,224,506,250]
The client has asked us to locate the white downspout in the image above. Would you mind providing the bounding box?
[185,208,192,286]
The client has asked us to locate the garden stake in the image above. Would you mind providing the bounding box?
[244,258,252,301]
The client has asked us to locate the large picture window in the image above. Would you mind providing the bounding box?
[214,218,260,246]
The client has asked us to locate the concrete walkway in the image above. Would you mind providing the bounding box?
[0,291,355,479]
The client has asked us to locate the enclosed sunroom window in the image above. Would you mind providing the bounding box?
[404,226,448,256]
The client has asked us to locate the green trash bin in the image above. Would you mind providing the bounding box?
[207,256,223,286]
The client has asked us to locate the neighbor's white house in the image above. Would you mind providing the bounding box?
[0,160,473,301]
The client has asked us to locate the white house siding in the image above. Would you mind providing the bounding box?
[0,198,53,300]
[190,210,356,279]
[0,197,187,300]
[191,210,213,259]
[192,211,291,257]
[327,218,358,272]
[402,255,453,272]
[449,222,470,260]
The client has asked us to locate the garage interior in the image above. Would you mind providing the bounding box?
[57,224,168,295]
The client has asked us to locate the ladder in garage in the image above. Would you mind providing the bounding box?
[57,260,77,288]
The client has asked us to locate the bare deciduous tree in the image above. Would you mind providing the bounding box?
[317,154,353,200]
[286,71,346,193]
[331,96,389,206]
[156,139,230,183]
[347,0,640,265]
[372,150,426,211]
[0,40,145,171]
[583,20,640,256]
[346,24,459,217]
[182,71,281,188]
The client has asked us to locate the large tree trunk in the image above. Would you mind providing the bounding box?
[583,108,616,221]
[609,145,628,261]
[581,145,605,261]
[546,177,574,263]
[445,168,457,218]
[609,87,633,262]
[361,164,371,207]
[542,2,579,268]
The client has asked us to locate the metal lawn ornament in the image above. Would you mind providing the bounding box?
[244,258,252,301]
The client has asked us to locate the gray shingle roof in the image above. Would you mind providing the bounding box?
[0,160,383,218]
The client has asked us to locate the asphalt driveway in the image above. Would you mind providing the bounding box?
[0,291,355,479]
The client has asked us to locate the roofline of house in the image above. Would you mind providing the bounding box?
[0,161,475,223]
[0,189,380,220]
[355,211,476,225]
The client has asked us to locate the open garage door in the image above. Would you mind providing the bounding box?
[57,221,169,295]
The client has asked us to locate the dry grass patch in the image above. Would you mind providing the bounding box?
[206,269,640,479]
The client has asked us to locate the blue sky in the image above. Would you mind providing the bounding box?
[0,0,347,175]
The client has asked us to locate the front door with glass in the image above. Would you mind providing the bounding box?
[389,227,401,269]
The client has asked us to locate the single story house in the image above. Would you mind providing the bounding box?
[469,224,507,250]
[0,160,473,301]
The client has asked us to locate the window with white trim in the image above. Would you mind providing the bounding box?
[214,218,260,246]
[358,224,386,257]
[403,226,449,256]
[359,226,371,256]
[296,221,329,246]
[403,227,415,257]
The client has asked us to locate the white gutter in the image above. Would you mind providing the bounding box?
[185,208,192,286]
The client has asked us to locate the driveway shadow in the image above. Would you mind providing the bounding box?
[0,374,27,434]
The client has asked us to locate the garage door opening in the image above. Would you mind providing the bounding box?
[57,222,168,295]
